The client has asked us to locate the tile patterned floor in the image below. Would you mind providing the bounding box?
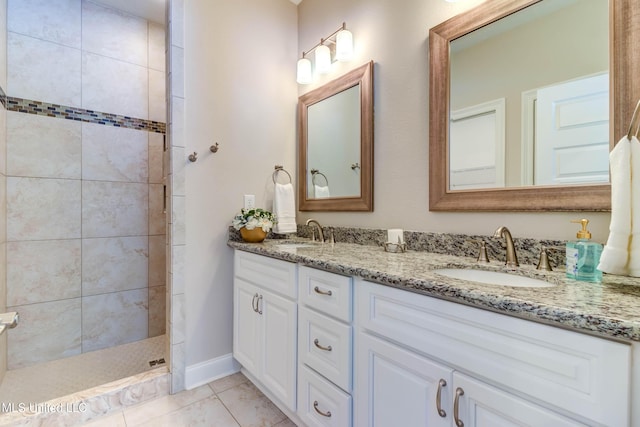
[83,372,297,427]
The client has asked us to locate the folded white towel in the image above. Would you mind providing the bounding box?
[272,182,297,234]
[598,137,632,275]
[629,138,640,276]
[314,184,330,198]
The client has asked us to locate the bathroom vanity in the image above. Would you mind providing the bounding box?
[229,238,640,427]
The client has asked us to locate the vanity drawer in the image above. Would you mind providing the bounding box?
[299,306,352,392]
[234,251,297,299]
[355,279,631,427]
[298,364,352,427]
[299,266,352,322]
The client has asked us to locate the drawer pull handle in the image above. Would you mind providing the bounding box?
[257,295,263,315]
[436,379,447,417]
[313,400,332,418]
[313,286,333,296]
[251,293,259,313]
[313,338,332,352]
[454,387,464,427]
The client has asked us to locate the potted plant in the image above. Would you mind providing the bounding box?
[232,208,277,243]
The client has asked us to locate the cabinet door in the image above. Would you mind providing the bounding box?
[260,288,298,411]
[452,372,586,427]
[233,278,260,375]
[355,332,451,427]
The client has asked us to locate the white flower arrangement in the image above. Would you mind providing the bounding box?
[232,208,277,233]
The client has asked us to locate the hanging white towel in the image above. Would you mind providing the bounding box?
[314,184,330,198]
[272,182,297,234]
[598,137,633,275]
[629,139,640,276]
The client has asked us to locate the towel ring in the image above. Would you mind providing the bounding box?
[311,169,329,186]
[626,99,640,141]
[272,165,292,184]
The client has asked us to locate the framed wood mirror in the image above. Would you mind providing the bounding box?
[429,0,640,211]
[298,61,374,211]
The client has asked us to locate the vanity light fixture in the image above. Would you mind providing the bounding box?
[296,22,354,84]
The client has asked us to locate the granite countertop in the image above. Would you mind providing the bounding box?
[228,238,640,343]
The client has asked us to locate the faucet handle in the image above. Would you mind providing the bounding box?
[467,239,490,263]
[536,246,563,271]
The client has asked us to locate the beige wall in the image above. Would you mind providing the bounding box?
[297,0,612,243]
[183,0,298,371]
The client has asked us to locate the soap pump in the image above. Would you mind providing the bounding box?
[566,219,603,283]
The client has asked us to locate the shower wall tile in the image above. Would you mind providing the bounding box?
[170,292,185,345]
[7,239,81,306]
[0,174,5,244]
[82,52,148,120]
[169,46,184,99]
[7,177,81,241]
[169,0,184,49]
[0,107,6,176]
[149,183,165,236]
[8,0,81,48]
[0,0,7,90]
[8,32,81,106]
[81,1,148,67]
[82,123,149,183]
[7,111,82,179]
[149,285,166,338]
[82,236,149,296]
[171,146,185,196]
[149,22,166,72]
[149,235,166,287]
[82,181,148,238]
[149,69,167,123]
[149,132,164,184]
[171,195,185,245]
[8,298,82,369]
[169,96,184,147]
[82,289,149,352]
[171,244,185,295]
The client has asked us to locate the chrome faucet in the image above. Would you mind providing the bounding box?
[493,226,519,267]
[306,219,325,242]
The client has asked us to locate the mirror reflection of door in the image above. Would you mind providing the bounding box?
[448,0,609,190]
[306,84,361,199]
[533,73,609,185]
[449,99,505,190]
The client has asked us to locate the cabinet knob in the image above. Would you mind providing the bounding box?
[454,387,465,427]
[313,338,333,352]
[436,379,447,417]
[313,400,332,418]
[313,286,333,296]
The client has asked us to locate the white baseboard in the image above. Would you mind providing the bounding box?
[184,353,241,390]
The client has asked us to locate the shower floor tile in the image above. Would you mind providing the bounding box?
[0,335,165,405]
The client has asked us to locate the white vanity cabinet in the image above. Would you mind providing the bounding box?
[354,279,631,427]
[297,266,354,427]
[233,251,298,411]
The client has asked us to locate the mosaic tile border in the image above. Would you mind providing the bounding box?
[5,95,166,134]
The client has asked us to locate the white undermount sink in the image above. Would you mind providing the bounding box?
[273,241,321,250]
[433,268,555,288]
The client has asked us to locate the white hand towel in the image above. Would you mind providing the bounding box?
[314,184,330,198]
[628,138,640,276]
[598,137,632,275]
[272,182,297,234]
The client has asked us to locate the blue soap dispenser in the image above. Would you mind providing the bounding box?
[566,219,603,283]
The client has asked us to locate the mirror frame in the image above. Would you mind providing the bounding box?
[429,0,639,211]
[298,61,374,211]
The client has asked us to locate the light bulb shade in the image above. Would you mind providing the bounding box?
[296,57,312,84]
[335,29,353,62]
[315,44,332,74]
